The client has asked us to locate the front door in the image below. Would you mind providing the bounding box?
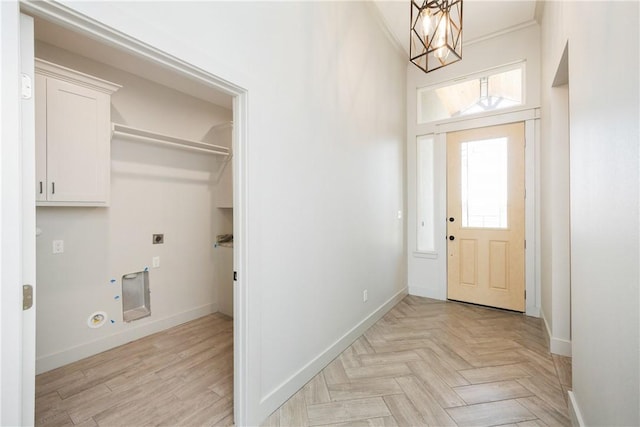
[446,122,525,311]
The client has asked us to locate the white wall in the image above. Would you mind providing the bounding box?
[406,24,541,307]
[539,38,571,355]
[34,42,233,372]
[540,2,639,425]
[37,1,407,424]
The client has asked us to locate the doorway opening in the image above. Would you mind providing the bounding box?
[19,4,247,425]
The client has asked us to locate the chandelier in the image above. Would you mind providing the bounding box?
[410,0,463,73]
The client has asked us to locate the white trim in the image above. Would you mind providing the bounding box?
[568,391,586,427]
[258,287,408,418]
[525,119,537,317]
[541,309,572,357]
[20,12,36,426]
[412,251,438,259]
[465,20,539,48]
[36,303,218,374]
[367,2,408,61]
[432,107,540,135]
[35,58,121,94]
[20,1,243,96]
[408,285,444,300]
[1,2,26,424]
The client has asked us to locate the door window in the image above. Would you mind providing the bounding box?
[460,137,508,228]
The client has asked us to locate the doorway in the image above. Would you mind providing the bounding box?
[16,4,248,425]
[446,122,526,312]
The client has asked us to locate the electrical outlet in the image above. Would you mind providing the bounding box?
[363,289,368,302]
[152,256,160,268]
[52,240,64,254]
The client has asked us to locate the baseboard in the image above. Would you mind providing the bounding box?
[408,285,445,300]
[36,302,218,374]
[541,309,572,357]
[258,287,408,421]
[568,391,585,427]
[525,305,540,317]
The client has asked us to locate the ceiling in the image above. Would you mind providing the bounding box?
[33,1,536,104]
[373,0,538,56]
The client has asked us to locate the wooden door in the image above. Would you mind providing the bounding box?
[447,122,525,311]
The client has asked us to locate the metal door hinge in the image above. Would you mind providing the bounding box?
[23,284,33,310]
[233,271,238,281]
[524,290,527,300]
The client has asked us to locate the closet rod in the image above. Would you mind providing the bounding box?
[112,123,230,156]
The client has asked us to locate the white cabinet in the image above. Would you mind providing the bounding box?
[35,59,120,206]
[214,122,233,208]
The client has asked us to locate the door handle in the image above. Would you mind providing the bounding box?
[449,235,455,241]
[449,217,455,222]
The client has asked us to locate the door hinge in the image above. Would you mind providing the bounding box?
[21,74,32,99]
[524,290,527,300]
[233,271,238,281]
[524,240,527,249]
[23,284,33,310]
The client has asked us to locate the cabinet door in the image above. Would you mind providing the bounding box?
[35,74,47,202]
[46,78,110,203]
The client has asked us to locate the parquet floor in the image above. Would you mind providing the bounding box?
[35,296,571,427]
[263,296,572,427]
[35,313,234,427]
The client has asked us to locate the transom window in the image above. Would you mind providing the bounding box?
[417,63,524,124]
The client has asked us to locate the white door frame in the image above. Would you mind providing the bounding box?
[436,108,540,316]
[1,2,27,425]
[409,107,540,317]
[20,12,36,426]
[11,1,251,424]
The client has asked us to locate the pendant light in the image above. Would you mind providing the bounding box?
[410,0,463,73]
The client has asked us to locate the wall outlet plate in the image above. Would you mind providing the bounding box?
[52,240,64,254]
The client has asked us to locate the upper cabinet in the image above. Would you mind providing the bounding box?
[35,59,120,206]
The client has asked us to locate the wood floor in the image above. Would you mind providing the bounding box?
[35,296,571,427]
[35,313,234,427]
[263,296,572,427]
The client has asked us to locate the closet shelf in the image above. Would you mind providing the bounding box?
[112,123,230,156]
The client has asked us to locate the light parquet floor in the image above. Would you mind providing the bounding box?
[35,313,234,427]
[35,296,571,427]
[263,296,572,427]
